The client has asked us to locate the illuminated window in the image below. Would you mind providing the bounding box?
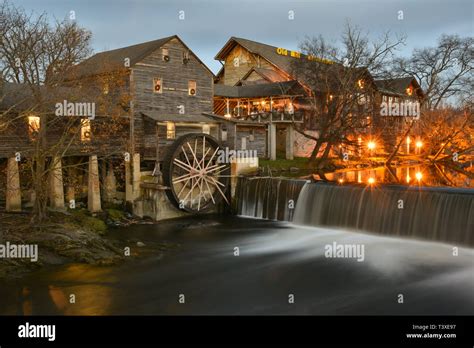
[188,80,196,96]
[357,79,365,89]
[202,124,210,134]
[166,122,175,139]
[103,83,109,95]
[153,78,162,93]
[81,119,91,142]
[28,116,40,139]
[406,86,413,96]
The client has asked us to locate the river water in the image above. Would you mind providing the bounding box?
[0,215,473,315]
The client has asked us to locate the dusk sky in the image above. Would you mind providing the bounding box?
[12,0,474,74]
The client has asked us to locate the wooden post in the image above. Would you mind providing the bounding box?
[48,156,65,210]
[154,122,162,182]
[104,162,117,203]
[6,157,21,212]
[132,153,141,201]
[285,124,294,160]
[125,155,133,205]
[269,123,277,160]
[88,155,101,212]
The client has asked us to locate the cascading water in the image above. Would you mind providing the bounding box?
[235,177,308,221]
[293,182,474,246]
[235,177,474,246]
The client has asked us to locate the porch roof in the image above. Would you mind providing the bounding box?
[213,80,304,99]
[140,111,220,124]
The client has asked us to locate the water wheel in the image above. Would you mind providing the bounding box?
[162,133,230,213]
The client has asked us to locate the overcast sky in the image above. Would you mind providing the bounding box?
[13,0,474,74]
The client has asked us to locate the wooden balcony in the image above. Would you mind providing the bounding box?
[228,110,304,123]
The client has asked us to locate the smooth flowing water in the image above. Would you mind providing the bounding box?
[294,183,474,247]
[0,215,473,315]
[0,178,473,315]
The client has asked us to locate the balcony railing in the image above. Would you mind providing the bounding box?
[229,110,304,123]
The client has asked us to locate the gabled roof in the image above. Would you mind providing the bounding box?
[215,37,370,93]
[238,67,288,85]
[215,37,297,79]
[214,80,304,98]
[374,76,423,97]
[68,35,214,80]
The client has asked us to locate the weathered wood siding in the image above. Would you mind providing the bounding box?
[223,45,274,86]
[131,38,214,158]
[235,125,267,157]
[0,114,128,158]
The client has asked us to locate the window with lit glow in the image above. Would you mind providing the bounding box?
[153,78,162,93]
[28,116,40,139]
[81,119,91,142]
[188,80,196,96]
[166,122,175,139]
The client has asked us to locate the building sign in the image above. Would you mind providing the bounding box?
[276,47,333,65]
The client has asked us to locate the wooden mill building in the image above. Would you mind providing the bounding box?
[0,35,235,217]
[0,34,424,217]
[211,37,424,158]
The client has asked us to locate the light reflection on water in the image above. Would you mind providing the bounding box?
[324,164,473,187]
[0,217,473,316]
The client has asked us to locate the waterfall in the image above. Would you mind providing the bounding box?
[235,177,308,221]
[293,183,474,247]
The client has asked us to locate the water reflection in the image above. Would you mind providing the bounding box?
[1,264,117,315]
[323,164,473,188]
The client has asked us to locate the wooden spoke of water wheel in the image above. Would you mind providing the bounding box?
[163,133,230,213]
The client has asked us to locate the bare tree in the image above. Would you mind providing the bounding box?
[292,22,405,169]
[0,1,130,223]
[394,34,473,109]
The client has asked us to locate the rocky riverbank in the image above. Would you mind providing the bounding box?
[0,208,179,280]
